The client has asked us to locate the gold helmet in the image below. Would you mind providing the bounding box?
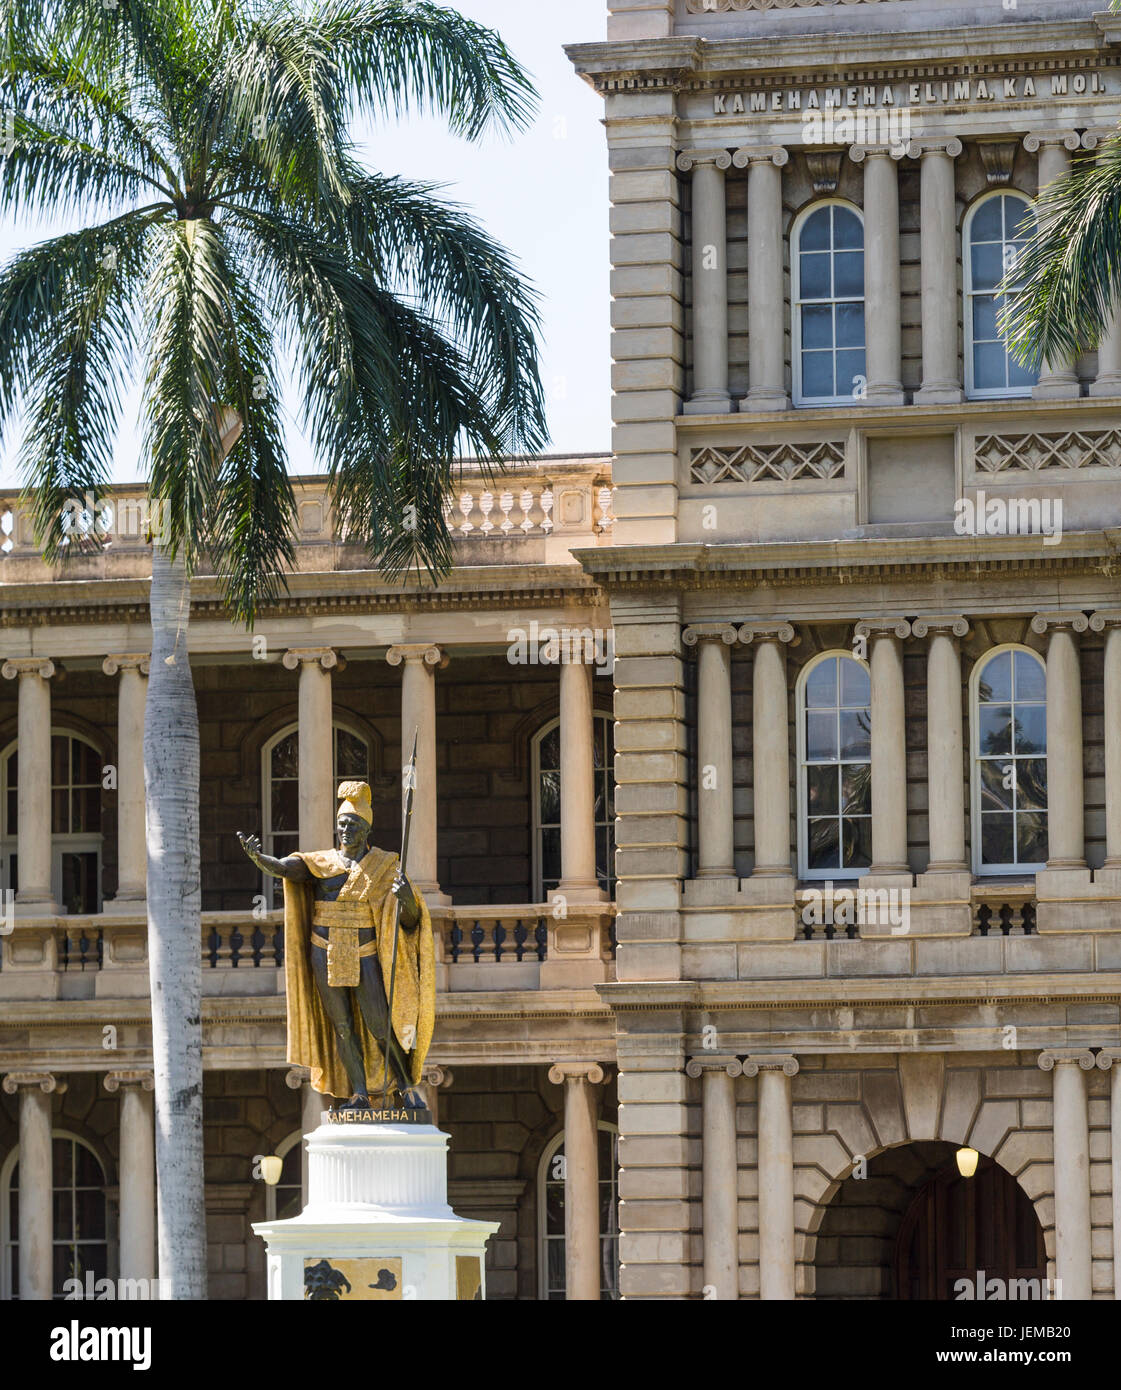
[336,780,373,826]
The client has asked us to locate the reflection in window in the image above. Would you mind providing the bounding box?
[533,713,615,900]
[800,655,872,878]
[539,1124,619,1300]
[794,203,866,406]
[965,192,1038,398]
[973,648,1047,872]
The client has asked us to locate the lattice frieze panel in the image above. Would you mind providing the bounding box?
[974,430,1121,474]
[690,441,846,484]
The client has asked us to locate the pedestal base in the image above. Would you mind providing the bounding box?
[253,1121,498,1300]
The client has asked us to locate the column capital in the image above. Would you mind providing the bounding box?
[548,1061,608,1086]
[854,618,912,640]
[1089,610,1121,632]
[102,654,150,677]
[682,623,737,648]
[1,657,55,680]
[1038,1048,1097,1071]
[1030,611,1089,636]
[1081,128,1115,152]
[282,646,346,672]
[103,1070,154,1093]
[737,621,798,647]
[386,643,449,670]
[906,137,962,159]
[850,144,906,164]
[422,1064,454,1090]
[911,615,970,639]
[3,1071,66,1094]
[676,148,731,172]
[742,1054,799,1077]
[732,145,788,169]
[284,1065,311,1089]
[1023,130,1082,154]
[686,1055,742,1079]
[1096,1049,1121,1069]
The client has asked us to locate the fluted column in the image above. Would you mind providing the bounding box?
[1091,613,1121,867]
[1039,1049,1095,1300]
[739,623,797,877]
[1031,614,1088,868]
[686,1055,742,1300]
[1026,133,1082,401]
[386,644,448,902]
[911,618,969,871]
[3,1072,65,1299]
[282,648,343,850]
[734,146,790,413]
[744,1054,798,1300]
[558,656,605,902]
[679,150,732,414]
[855,620,912,875]
[852,146,904,405]
[911,139,964,405]
[102,656,150,905]
[1096,1050,1121,1298]
[1,658,59,913]
[548,1062,607,1301]
[104,1070,156,1286]
[682,625,737,878]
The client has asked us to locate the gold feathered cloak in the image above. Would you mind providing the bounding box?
[282,847,435,1099]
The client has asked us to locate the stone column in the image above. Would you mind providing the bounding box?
[911,139,964,405]
[911,618,969,871]
[739,624,798,878]
[1039,1049,1095,1300]
[855,620,912,876]
[558,657,606,903]
[420,1064,454,1129]
[2,1072,65,1299]
[1096,1050,1121,1298]
[1091,613,1121,867]
[1,658,59,913]
[678,150,732,414]
[285,1065,325,1202]
[686,1055,742,1300]
[852,146,904,405]
[744,1054,798,1300]
[102,656,149,905]
[1030,614,1088,869]
[104,1070,156,1286]
[1091,313,1121,397]
[1026,133,1082,401]
[734,146,790,413]
[386,645,449,902]
[548,1062,607,1301]
[682,625,737,879]
[281,648,343,850]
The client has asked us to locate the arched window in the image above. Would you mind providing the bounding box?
[261,722,370,903]
[538,1122,619,1301]
[264,1130,304,1222]
[797,653,872,879]
[970,646,1047,874]
[1,1133,110,1298]
[964,191,1038,399]
[0,730,103,912]
[793,202,866,406]
[531,713,615,901]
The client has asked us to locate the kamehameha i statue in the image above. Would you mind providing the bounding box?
[238,776,435,1113]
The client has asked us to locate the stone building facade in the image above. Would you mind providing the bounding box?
[2,0,1121,1303]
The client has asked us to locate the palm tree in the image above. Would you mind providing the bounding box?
[0,0,547,1298]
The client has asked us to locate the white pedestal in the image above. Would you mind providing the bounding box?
[253,1121,499,1301]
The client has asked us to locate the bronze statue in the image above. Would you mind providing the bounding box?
[238,779,435,1110]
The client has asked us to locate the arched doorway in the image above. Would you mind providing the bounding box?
[814,1141,1046,1300]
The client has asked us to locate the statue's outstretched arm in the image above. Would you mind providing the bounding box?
[238,832,312,882]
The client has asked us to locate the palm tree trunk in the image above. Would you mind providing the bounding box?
[144,544,206,1298]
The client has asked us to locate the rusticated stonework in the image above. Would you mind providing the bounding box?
[690,440,846,483]
[974,429,1121,473]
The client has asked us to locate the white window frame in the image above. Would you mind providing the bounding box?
[264,1128,305,1221]
[530,711,615,902]
[964,189,1038,401]
[791,199,866,408]
[796,650,873,882]
[969,643,1048,877]
[536,1121,620,1301]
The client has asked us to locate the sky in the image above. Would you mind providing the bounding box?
[0,0,611,489]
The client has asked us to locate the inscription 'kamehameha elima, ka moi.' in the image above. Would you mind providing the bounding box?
[712,71,1107,116]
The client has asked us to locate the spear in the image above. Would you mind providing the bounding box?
[381,728,419,1113]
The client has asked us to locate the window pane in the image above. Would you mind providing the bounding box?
[271,733,298,778]
[801,304,833,350]
[51,788,69,836]
[1014,705,1046,755]
[1013,652,1046,702]
[1016,812,1047,863]
[978,651,1012,703]
[970,196,1004,242]
[833,207,863,250]
[973,341,1007,392]
[73,786,101,834]
[801,208,831,251]
[971,242,1004,293]
[271,782,298,833]
[808,817,840,870]
[972,294,1001,342]
[841,817,872,869]
[979,758,1014,813]
[51,736,69,785]
[839,659,871,707]
[833,251,864,299]
[1016,758,1047,811]
[835,301,864,349]
[335,729,368,779]
[1003,195,1032,241]
[839,710,871,760]
[539,727,560,770]
[799,251,831,300]
[835,349,866,399]
[841,763,871,815]
[981,811,1014,865]
[979,705,1013,756]
[806,711,837,762]
[539,770,560,826]
[802,351,834,399]
[53,1188,74,1240]
[541,828,561,887]
[73,1142,101,1186]
[77,1187,106,1240]
[1007,350,1037,389]
[806,661,837,709]
[806,765,839,817]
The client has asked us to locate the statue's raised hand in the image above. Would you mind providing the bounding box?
[238,831,264,867]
